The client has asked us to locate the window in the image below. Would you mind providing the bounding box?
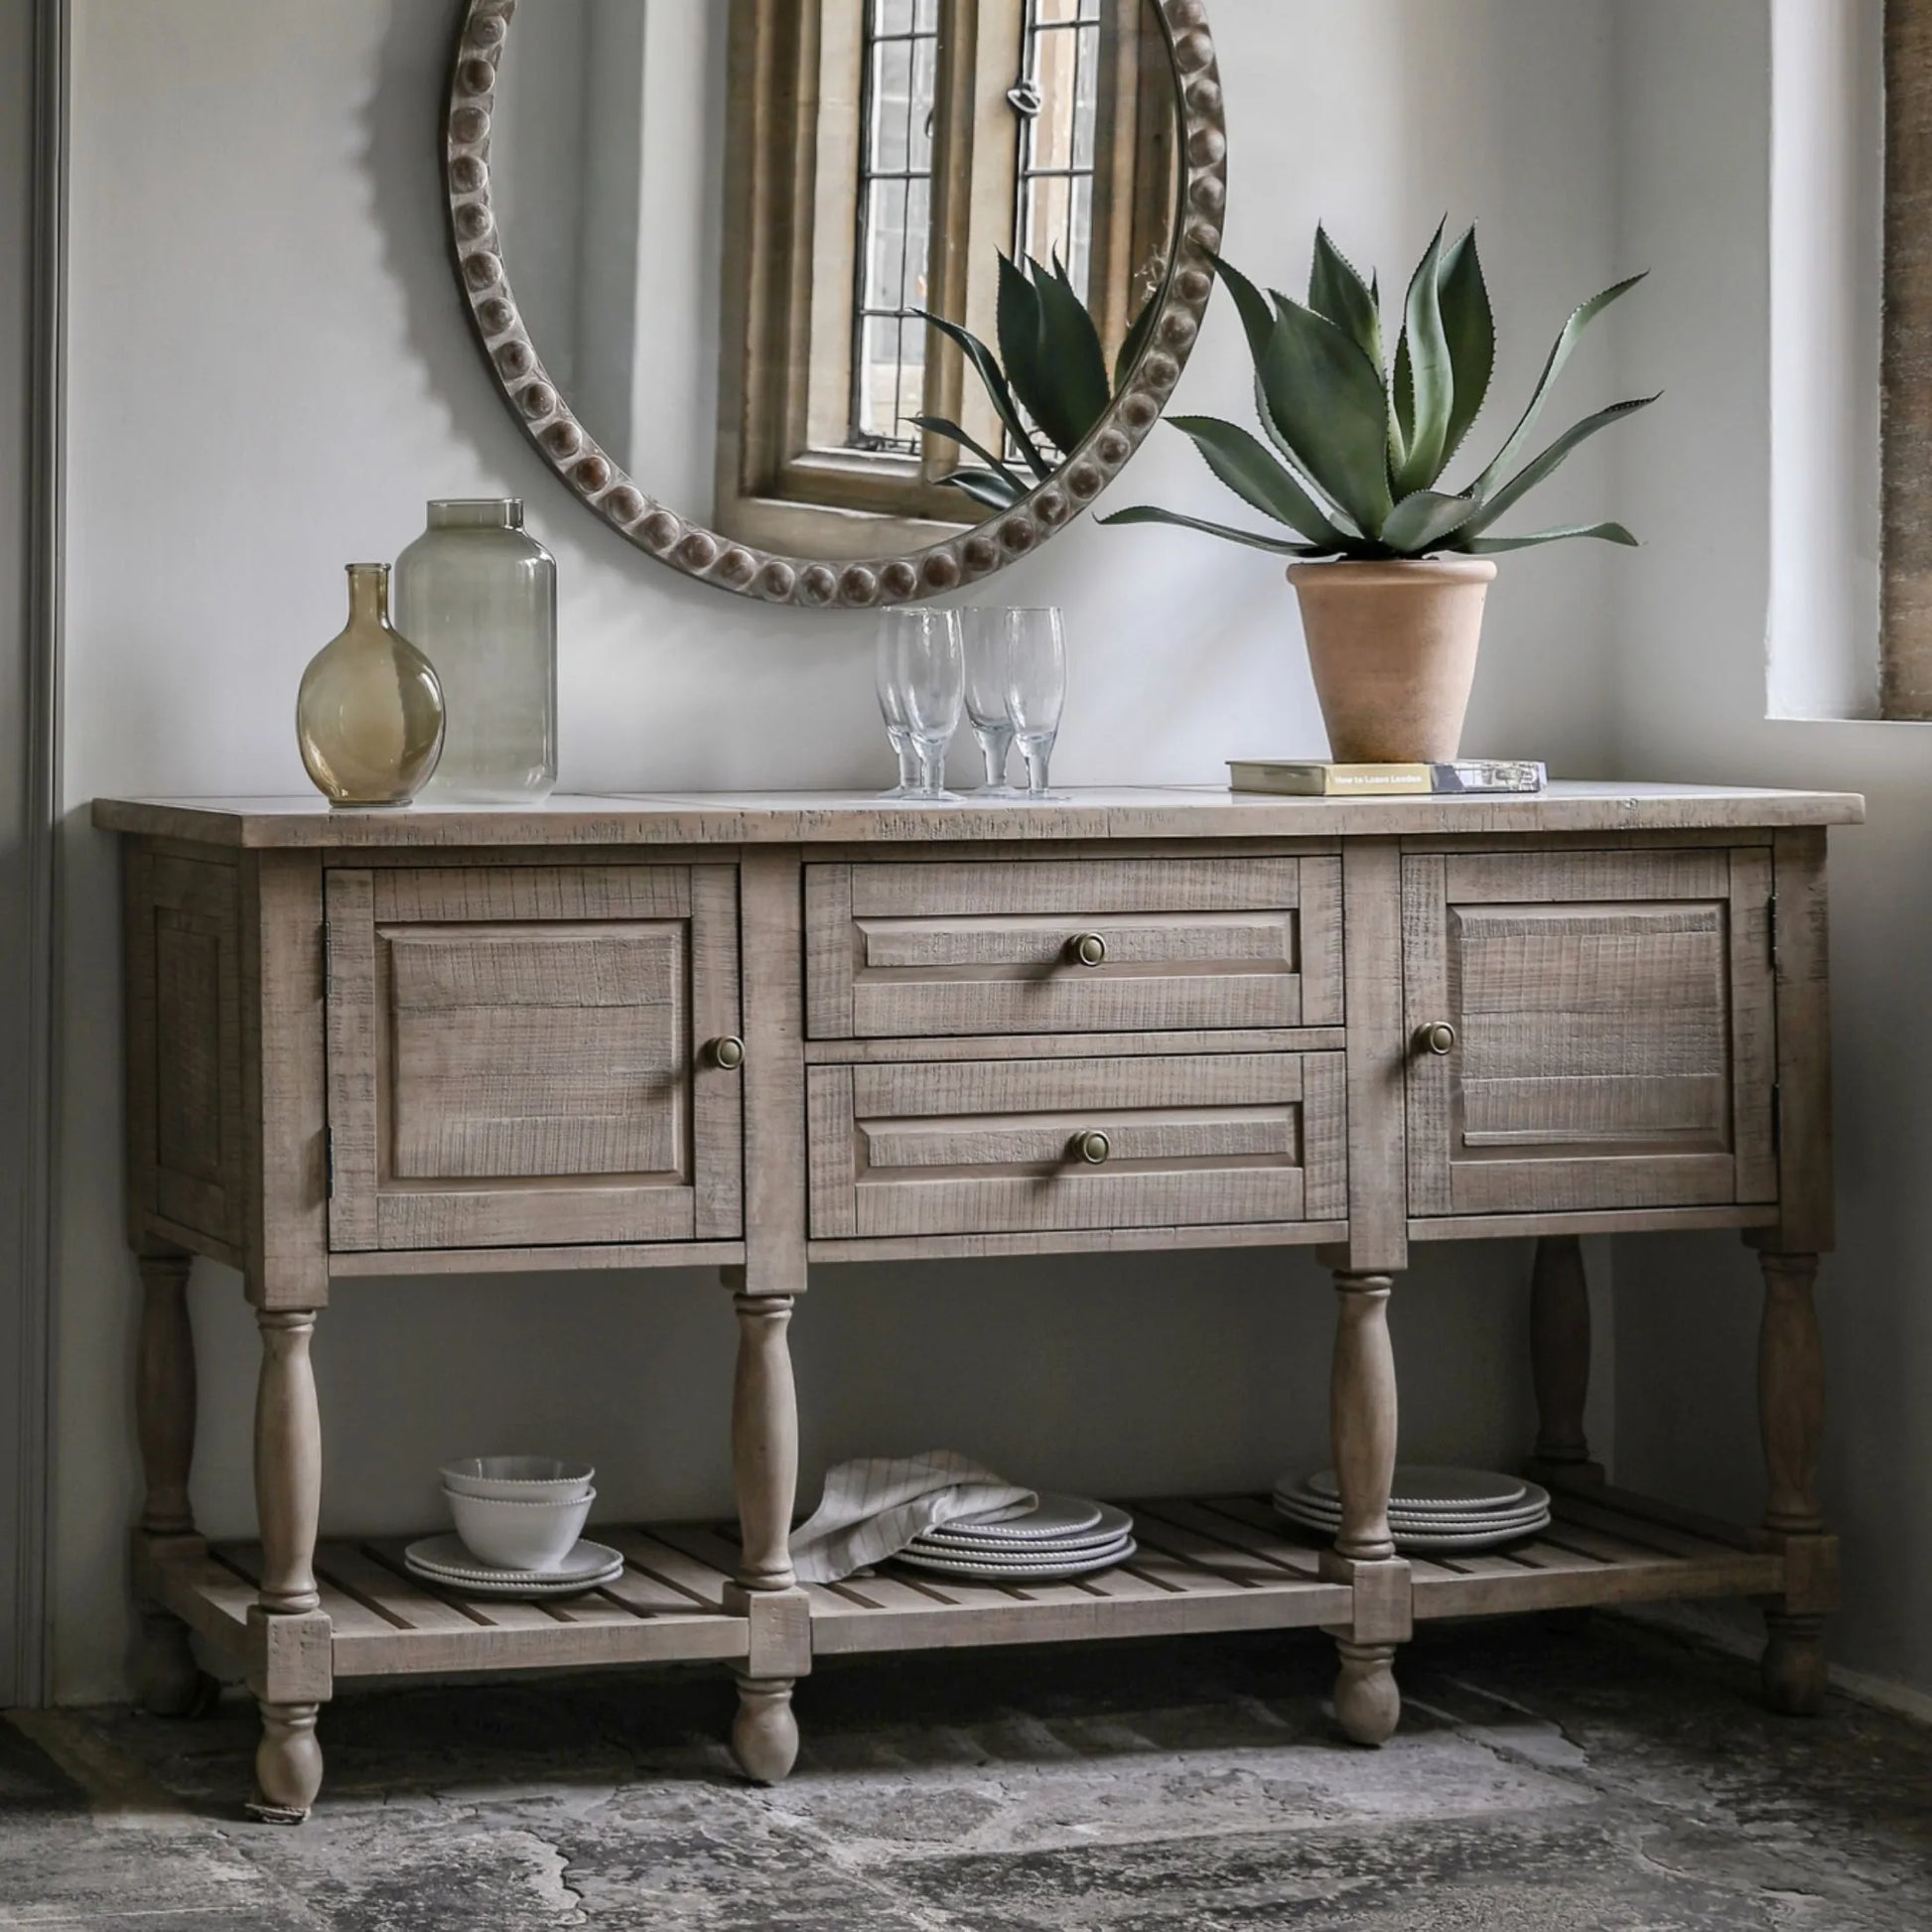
[850,0,941,453]
[717,0,1176,559]
[1884,0,1932,715]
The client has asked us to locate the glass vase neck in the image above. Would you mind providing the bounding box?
[426,498,523,531]
[345,563,389,623]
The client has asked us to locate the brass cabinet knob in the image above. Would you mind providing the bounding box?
[1073,1129,1112,1166]
[1415,1021,1457,1056]
[709,1035,746,1071]
[1068,931,1108,967]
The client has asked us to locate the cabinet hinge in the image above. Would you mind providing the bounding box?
[1767,891,1780,974]
[325,1127,335,1200]
[322,936,332,1003]
[1770,1082,1782,1157]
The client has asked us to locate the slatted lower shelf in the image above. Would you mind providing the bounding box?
[161,1487,1785,1681]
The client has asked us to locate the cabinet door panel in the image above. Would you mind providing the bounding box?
[1405,849,1777,1217]
[327,865,741,1251]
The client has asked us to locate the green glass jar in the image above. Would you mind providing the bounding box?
[393,499,558,803]
[296,564,445,808]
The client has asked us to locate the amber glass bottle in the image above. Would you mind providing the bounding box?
[296,563,445,807]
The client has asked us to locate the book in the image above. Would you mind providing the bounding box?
[1227,759,1548,797]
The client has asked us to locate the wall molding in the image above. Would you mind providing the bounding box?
[8,0,67,1710]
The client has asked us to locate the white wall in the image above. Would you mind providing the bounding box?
[54,0,1629,1700]
[1609,0,1932,1700]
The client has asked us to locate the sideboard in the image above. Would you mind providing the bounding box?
[92,783,1863,1821]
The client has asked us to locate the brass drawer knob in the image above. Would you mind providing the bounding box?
[1073,1129,1112,1166]
[1068,931,1108,967]
[709,1035,746,1071]
[1415,1021,1457,1056]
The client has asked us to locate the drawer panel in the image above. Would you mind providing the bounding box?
[805,856,1340,1038]
[807,1052,1347,1239]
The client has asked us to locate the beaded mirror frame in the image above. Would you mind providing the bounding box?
[444,0,1226,610]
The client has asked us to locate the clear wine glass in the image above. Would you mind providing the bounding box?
[1003,608,1066,799]
[960,608,1018,793]
[878,609,964,800]
[873,638,920,798]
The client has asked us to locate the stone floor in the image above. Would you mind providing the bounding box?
[4,1616,1931,1929]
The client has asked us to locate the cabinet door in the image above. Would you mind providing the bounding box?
[1404,848,1777,1217]
[326,865,742,1251]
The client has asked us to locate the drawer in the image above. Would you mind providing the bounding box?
[807,1052,1347,1239]
[804,856,1340,1038]
[324,864,743,1251]
[1403,847,1778,1216]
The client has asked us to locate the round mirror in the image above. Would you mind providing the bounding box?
[446,0,1225,607]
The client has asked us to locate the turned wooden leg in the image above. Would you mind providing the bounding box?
[1756,1252,1834,1715]
[1331,1273,1397,1564]
[1323,1272,1408,1745]
[724,1285,808,1783]
[133,1252,216,1718]
[1530,1234,1604,1484]
[248,1308,326,1819]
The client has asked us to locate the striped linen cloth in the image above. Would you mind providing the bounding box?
[788,1451,1035,1585]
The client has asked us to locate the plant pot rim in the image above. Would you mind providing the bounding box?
[1286,556,1498,588]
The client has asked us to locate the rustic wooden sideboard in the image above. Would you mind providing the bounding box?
[93,783,1862,1821]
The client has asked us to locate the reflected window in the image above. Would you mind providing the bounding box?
[1015,0,1102,290]
[851,0,941,452]
[720,0,1177,559]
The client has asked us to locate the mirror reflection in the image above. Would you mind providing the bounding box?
[485,0,1182,560]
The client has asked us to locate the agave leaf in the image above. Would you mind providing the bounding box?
[1458,394,1659,537]
[909,413,1030,498]
[1097,504,1329,555]
[1457,520,1639,554]
[1167,413,1351,549]
[1472,271,1648,497]
[1206,250,1277,365]
[918,310,1054,480]
[1030,253,1111,447]
[1114,282,1162,390]
[1309,224,1384,375]
[1393,218,1453,495]
[1389,327,1413,478]
[1257,299,1396,537]
[1380,487,1481,555]
[1249,373,1363,538]
[1437,225,1494,470]
[994,255,1048,437]
[940,468,1032,512]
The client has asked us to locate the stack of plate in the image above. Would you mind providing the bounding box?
[1273,1466,1552,1553]
[402,1532,623,1599]
[893,1494,1136,1583]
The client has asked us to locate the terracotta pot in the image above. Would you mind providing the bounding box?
[1287,557,1497,763]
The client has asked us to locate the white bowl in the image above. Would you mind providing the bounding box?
[444,1485,595,1573]
[441,1455,595,1503]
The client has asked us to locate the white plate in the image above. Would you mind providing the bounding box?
[1294,1466,1533,1513]
[1273,1494,1554,1532]
[402,1534,623,1587]
[898,1533,1135,1572]
[893,1538,1137,1584]
[1270,1504,1551,1553]
[405,1557,622,1599]
[920,1502,1133,1555]
[944,1493,1106,1542]
[1274,1498,1553,1537]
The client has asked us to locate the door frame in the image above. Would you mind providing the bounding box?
[1,0,66,1710]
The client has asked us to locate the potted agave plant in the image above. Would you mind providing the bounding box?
[1102,223,1655,761]
[916,254,1159,510]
